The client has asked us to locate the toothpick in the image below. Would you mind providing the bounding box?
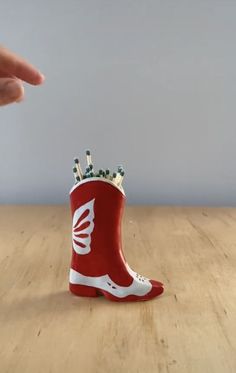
[115,167,121,184]
[86,150,92,167]
[74,158,83,180]
[73,167,78,183]
[118,170,125,187]
[112,172,117,184]
[105,169,110,179]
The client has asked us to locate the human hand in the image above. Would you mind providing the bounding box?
[0,45,44,106]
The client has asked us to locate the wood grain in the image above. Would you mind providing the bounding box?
[0,205,236,373]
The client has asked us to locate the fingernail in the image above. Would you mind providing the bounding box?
[15,95,24,103]
[39,73,45,83]
[4,80,22,99]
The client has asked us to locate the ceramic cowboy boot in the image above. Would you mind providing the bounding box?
[69,177,164,302]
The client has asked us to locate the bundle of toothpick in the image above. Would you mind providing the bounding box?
[73,150,125,188]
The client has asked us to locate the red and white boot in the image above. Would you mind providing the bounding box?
[69,178,164,301]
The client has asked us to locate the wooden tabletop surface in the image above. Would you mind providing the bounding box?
[0,205,236,373]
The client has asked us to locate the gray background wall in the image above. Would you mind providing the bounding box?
[0,0,236,205]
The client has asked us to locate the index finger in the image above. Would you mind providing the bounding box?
[0,46,45,85]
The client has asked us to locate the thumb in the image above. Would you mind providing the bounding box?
[0,78,24,106]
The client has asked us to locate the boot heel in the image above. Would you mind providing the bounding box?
[69,283,99,297]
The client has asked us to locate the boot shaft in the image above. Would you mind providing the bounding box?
[70,178,130,282]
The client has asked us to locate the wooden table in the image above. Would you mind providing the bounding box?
[0,205,236,373]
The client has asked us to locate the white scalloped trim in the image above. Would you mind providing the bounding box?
[69,268,151,298]
[70,177,125,196]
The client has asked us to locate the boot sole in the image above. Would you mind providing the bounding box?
[69,283,164,302]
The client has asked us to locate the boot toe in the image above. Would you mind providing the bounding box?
[147,279,164,299]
